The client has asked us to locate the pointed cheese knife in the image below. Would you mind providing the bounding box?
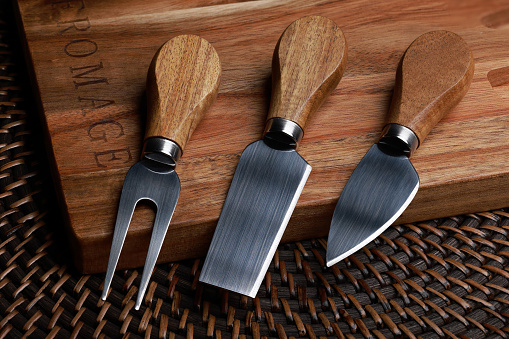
[200,16,347,297]
[326,30,474,267]
[102,35,221,309]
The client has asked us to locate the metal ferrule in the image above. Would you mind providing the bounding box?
[378,124,419,157]
[142,137,182,167]
[263,118,304,150]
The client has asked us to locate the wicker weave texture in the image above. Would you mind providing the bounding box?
[1,4,509,338]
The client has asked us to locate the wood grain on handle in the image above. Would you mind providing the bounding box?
[268,16,347,130]
[146,35,221,151]
[387,30,474,144]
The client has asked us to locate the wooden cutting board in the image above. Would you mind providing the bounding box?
[15,0,509,274]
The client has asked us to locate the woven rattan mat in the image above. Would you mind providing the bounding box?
[2,5,509,339]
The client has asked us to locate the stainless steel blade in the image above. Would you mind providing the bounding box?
[326,144,419,267]
[199,140,311,297]
[102,159,180,309]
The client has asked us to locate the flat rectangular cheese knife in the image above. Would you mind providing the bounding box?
[200,16,347,297]
[326,30,474,267]
[102,35,221,309]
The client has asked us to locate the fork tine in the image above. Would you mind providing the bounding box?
[135,201,176,310]
[134,201,178,310]
[101,186,139,301]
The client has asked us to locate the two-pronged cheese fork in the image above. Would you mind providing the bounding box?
[101,35,221,310]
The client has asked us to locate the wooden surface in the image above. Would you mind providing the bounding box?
[387,31,474,144]
[15,0,509,274]
[267,16,347,130]
[146,35,221,151]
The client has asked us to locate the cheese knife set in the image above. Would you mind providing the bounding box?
[100,16,475,307]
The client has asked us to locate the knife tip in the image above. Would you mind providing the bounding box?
[199,273,260,299]
[326,254,342,268]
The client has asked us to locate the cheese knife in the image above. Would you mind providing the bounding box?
[200,16,347,297]
[326,30,474,267]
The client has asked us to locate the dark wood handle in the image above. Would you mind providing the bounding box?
[146,35,221,151]
[267,16,347,130]
[387,30,474,144]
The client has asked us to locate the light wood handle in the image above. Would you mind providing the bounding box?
[267,16,347,130]
[387,30,474,144]
[146,35,221,151]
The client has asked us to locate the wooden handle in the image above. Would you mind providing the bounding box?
[268,16,347,130]
[387,30,474,144]
[146,35,221,151]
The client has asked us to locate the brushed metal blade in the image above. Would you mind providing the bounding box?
[326,144,419,267]
[199,140,311,297]
[102,159,180,308]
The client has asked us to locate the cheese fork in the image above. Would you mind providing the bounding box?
[101,35,221,310]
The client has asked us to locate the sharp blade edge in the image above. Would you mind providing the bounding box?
[200,140,311,297]
[326,144,419,267]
